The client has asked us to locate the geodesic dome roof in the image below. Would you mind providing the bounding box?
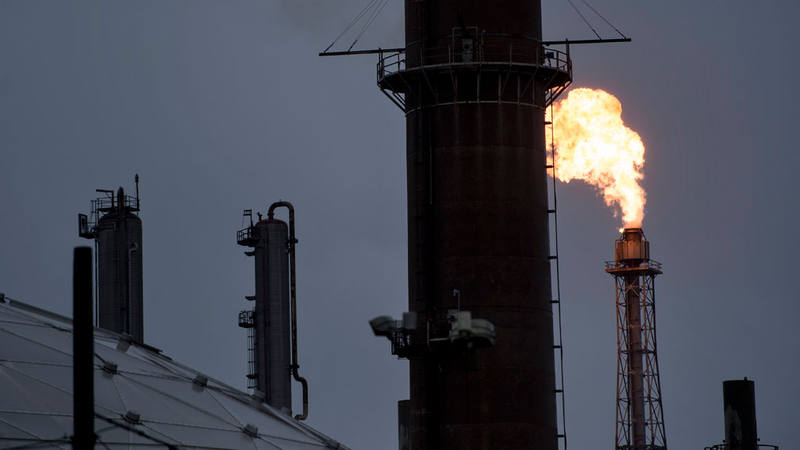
[0,296,347,449]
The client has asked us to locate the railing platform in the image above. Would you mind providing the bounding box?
[376,35,573,112]
[705,445,778,450]
[237,227,260,247]
[605,259,663,274]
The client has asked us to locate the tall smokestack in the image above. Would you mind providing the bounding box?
[606,228,666,450]
[375,1,572,448]
[723,379,758,450]
[706,378,777,450]
[78,178,143,342]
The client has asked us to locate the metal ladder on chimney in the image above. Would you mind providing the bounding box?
[546,105,568,450]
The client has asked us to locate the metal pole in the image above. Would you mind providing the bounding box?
[626,273,646,448]
[73,246,96,448]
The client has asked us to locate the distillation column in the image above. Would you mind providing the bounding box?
[78,183,143,343]
[237,213,292,412]
[237,203,309,419]
[377,2,572,448]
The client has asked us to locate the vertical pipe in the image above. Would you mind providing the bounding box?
[617,229,647,448]
[117,187,129,337]
[134,174,140,209]
[268,201,309,421]
[73,246,95,448]
[625,274,645,448]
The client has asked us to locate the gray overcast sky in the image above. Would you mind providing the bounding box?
[1,1,798,449]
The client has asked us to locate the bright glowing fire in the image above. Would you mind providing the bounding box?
[546,88,646,228]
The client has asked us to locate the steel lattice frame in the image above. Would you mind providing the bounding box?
[612,267,666,450]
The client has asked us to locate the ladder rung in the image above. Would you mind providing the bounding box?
[551,299,559,304]
[546,164,554,169]
[544,121,553,125]
[553,345,562,349]
[558,434,566,438]
[554,389,563,393]
[548,255,558,260]
[547,209,556,214]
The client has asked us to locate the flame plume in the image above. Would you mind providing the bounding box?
[546,88,646,228]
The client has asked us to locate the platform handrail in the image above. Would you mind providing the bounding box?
[377,35,571,83]
[236,226,260,244]
[704,445,778,450]
[605,259,663,271]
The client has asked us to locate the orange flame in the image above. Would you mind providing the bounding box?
[546,88,646,228]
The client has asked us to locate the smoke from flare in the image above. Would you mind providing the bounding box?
[546,88,646,228]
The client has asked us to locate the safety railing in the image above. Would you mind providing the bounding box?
[92,194,140,213]
[80,194,141,236]
[378,34,571,82]
[605,259,663,271]
[238,309,255,328]
[236,226,260,245]
[704,445,778,450]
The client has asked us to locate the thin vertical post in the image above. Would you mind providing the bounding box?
[73,246,96,448]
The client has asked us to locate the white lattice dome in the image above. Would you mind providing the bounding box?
[0,296,347,449]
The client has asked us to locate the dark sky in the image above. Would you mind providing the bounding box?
[1,1,798,449]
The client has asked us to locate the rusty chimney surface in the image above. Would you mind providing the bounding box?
[607,228,660,274]
[376,1,572,448]
[616,228,649,264]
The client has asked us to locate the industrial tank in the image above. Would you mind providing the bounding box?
[86,186,144,343]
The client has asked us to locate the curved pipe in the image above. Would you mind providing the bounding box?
[268,201,308,421]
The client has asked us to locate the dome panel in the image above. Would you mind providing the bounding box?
[0,298,347,449]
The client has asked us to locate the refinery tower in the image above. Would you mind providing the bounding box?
[78,177,143,343]
[369,1,572,449]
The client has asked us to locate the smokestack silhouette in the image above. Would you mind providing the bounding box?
[375,1,572,448]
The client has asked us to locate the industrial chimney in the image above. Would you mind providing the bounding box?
[605,228,666,450]
[78,176,143,343]
[371,1,572,448]
[237,201,308,420]
[705,378,778,450]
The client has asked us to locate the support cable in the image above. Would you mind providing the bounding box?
[548,103,568,450]
[565,0,602,40]
[579,0,628,39]
[348,0,391,51]
[323,0,381,53]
